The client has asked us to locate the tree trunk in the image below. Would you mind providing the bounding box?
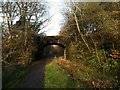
[73,12,91,53]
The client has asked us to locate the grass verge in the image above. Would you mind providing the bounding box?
[45,61,80,88]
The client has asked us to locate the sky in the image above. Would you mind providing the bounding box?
[0,0,66,36]
[38,0,66,36]
[1,0,119,36]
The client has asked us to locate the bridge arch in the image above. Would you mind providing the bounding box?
[43,42,65,49]
[42,43,65,57]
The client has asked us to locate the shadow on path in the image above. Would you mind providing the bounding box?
[16,60,46,88]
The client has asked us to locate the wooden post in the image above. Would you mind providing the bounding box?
[64,48,66,60]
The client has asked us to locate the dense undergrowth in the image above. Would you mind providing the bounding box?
[67,50,120,88]
[55,57,119,88]
[45,57,119,88]
[2,64,31,88]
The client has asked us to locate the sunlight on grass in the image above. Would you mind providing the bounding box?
[45,62,78,88]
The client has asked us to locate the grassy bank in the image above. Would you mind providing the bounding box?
[45,61,80,88]
[54,58,118,88]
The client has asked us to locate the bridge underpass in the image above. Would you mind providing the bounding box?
[43,43,65,57]
[34,36,66,59]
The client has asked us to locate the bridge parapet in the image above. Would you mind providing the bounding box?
[41,36,65,47]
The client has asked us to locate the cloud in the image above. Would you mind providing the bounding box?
[39,0,65,36]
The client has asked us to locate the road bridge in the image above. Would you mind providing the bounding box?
[34,35,66,59]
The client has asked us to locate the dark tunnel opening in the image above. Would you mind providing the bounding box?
[43,43,65,58]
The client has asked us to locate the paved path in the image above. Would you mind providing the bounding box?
[16,60,46,88]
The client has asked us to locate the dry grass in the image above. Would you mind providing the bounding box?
[54,57,116,88]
